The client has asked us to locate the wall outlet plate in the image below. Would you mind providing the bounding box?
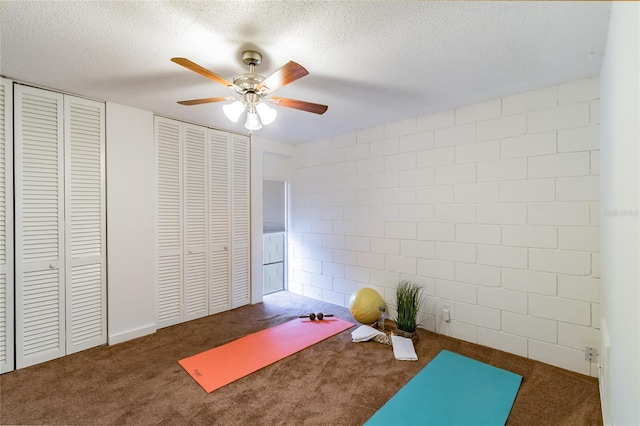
[585,346,598,362]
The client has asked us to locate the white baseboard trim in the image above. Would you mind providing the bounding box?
[108,324,157,345]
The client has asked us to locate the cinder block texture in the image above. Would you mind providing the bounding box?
[288,78,600,376]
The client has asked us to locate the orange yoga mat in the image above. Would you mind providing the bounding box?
[179,317,355,393]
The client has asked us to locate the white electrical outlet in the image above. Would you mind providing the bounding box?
[585,346,598,362]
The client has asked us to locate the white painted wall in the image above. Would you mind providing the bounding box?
[289,78,602,376]
[106,103,157,344]
[600,2,640,425]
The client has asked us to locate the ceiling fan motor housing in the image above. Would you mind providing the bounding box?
[234,50,266,94]
[233,73,265,93]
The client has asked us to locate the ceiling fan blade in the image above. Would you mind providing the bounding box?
[177,96,235,106]
[256,61,309,93]
[269,96,328,115]
[171,57,237,89]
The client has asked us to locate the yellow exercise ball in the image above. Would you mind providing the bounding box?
[349,288,384,324]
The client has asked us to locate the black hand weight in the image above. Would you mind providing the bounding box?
[298,313,335,321]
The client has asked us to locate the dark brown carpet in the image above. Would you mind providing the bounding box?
[0,291,602,425]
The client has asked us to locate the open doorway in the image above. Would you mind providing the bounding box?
[263,180,287,294]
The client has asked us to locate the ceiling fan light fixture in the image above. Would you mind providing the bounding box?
[245,110,262,131]
[173,50,328,132]
[256,102,277,125]
[222,100,244,123]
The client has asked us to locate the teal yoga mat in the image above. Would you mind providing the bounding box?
[365,350,522,426]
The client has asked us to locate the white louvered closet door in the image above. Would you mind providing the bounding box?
[230,134,250,308]
[183,124,208,321]
[64,95,106,354]
[14,85,66,368]
[155,117,183,328]
[0,78,14,373]
[208,129,231,314]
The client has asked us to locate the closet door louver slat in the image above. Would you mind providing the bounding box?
[208,130,231,314]
[0,78,14,373]
[15,85,65,368]
[230,134,250,308]
[155,118,183,327]
[183,125,208,320]
[64,96,106,354]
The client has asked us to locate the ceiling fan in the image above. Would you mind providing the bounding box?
[172,50,328,131]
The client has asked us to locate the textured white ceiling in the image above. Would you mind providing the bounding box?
[1,1,610,144]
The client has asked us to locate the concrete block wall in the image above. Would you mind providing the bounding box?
[288,77,600,376]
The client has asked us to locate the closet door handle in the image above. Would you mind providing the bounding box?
[49,263,56,269]
[188,249,193,254]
